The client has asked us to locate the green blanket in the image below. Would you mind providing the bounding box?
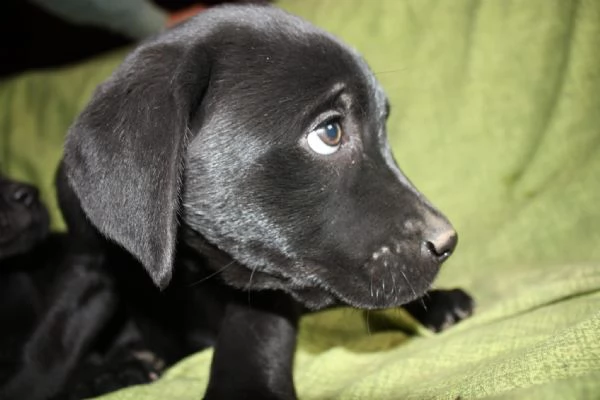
[1,0,599,398]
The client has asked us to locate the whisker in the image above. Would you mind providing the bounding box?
[400,269,418,301]
[374,67,408,76]
[246,264,259,305]
[188,260,236,287]
[420,290,429,311]
[391,269,397,298]
[385,262,395,297]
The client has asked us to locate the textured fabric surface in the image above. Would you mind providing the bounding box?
[1,0,599,399]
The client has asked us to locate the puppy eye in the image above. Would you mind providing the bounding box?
[307,122,342,155]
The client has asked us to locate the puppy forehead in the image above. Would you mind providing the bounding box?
[180,6,386,108]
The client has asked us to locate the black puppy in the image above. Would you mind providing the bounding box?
[3,5,474,400]
[0,176,50,387]
[0,177,163,399]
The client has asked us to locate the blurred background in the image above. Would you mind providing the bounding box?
[0,0,268,78]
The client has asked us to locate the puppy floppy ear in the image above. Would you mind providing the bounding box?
[63,38,210,289]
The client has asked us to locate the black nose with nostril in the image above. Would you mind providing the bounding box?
[11,185,39,208]
[425,230,458,263]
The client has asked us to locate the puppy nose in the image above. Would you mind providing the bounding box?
[425,229,458,263]
[11,185,39,208]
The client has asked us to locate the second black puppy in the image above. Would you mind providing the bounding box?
[4,5,474,400]
[0,176,51,386]
[0,176,163,399]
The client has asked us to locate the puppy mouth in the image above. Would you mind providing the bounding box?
[284,241,446,310]
[359,248,441,309]
[0,211,48,246]
[247,250,443,311]
[184,228,444,311]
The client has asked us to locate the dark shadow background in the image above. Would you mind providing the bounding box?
[0,0,256,78]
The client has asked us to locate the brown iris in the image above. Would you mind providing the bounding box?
[317,122,342,146]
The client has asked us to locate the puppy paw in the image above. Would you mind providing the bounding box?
[61,350,165,399]
[403,288,475,332]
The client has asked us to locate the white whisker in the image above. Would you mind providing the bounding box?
[400,269,418,300]
[246,264,259,305]
[188,260,235,287]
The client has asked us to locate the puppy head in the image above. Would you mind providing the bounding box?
[63,6,456,310]
[0,176,49,259]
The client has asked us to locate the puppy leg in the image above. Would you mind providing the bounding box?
[204,291,300,400]
[0,256,118,400]
[403,289,475,332]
